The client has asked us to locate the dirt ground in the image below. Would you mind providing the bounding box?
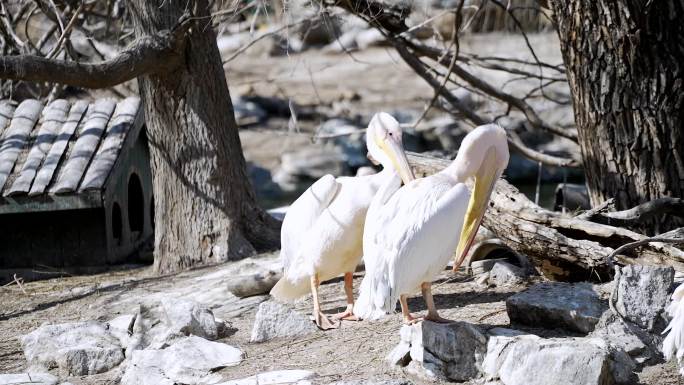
[0,256,513,384]
[1,255,683,385]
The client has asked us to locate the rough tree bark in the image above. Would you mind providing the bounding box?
[549,0,684,232]
[127,0,279,273]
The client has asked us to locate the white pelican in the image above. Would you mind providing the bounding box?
[663,284,684,375]
[354,124,509,323]
[270,112,415,329]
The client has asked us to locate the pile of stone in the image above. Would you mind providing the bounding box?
[387,264,676,384]
[19,298,243,384]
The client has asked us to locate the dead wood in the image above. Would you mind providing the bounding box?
[407,152,684,280]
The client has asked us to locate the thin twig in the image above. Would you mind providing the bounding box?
[411,3,463,129]
[48,1,85,59]
[13,274,27,295]
[221,17,314,64]
[606,228,684,266]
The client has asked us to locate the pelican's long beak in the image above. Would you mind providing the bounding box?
[453,148,500,271]
[381,137,415,185]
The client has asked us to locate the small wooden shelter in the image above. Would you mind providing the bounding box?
[0,97,153,282]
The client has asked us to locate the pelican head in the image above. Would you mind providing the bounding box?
[366,112,415,185]
[447,124,509,271]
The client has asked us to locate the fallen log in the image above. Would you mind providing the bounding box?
[407,152,684,281]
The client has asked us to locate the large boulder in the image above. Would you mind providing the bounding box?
[121,336,243,385]
[483,332,633,385]
[0,373,59,385]
[506,282,607,333]
[127,298,219,354]
[21,321,125,376]
[217,370,317,385]
[388,321,487,382]
[613,264,674,331]
[250,301,317,343]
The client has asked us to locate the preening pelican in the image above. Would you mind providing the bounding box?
[355,124,509,323]
[663,284,684,375]
[270,112,415,329]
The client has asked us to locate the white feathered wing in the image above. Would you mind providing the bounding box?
[664,284,684,375]
[355,175,470,319]
[270,175,340,301]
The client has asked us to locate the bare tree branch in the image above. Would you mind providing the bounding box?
[0,16,191,89]
[581,197,684,228]
[605,198,684,221]
[606,227,684,266]
[47,1,84,59]
[409,41,578,141]
[394,41,580,168]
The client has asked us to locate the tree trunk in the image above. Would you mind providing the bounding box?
[128,0,280,273]
[549,0,684,232]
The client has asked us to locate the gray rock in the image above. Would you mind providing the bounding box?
[506,282,607,333]
[394,321,487,382]
[250,301,317,343]
[161,298,218,340]
[487,327,528,338]
[0,373,58,385]
[22,321,124,376]
[232,97,268,125]
[385,341,411,366]
[489,261,526,286]
[217,370,317,385]
[355,28,387,49]
[248,163,283,204]
[469,258,508,275]
[322,29,360,52]
[590,311,661,366]
[127,298,218,354]
[613,264,674,331]
[121,336,243,385]
[483,334,629,385]
[273,146,348,191]
[316,118,367,168]
[227,271,282,298]
[106,314,135,348]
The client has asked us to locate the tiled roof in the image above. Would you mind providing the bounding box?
[0,97,141,197]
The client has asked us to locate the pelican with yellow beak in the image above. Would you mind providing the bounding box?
[270,112,414,329]
[354,124,509,323]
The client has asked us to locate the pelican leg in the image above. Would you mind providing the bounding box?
[421,282,453,323]
[311,273,340,330]
[400,294,421,324]
[334,272,359,321]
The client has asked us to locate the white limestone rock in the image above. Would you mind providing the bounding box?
[250,301,317,343]
[21,321,124,376]
[120,336,243,385]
